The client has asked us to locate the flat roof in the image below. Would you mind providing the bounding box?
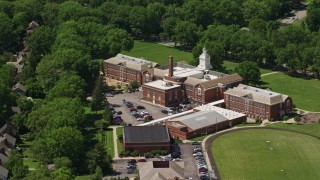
[144,80,181,90]
[195,104,246,120]
[172,111,229,130]
[237,84,281,97]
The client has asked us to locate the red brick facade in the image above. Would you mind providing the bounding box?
[123,142,171,154]
[142,85,184,107]
[224,94,293,120]
[104,63,143,85]
[166,116,246,140]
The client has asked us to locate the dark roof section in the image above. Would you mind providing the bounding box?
[124,126,170,143]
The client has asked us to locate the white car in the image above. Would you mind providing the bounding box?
[193,152,203,156]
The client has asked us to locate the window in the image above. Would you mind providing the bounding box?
[147,90,150,98]
[158,92,161,100]
[175,90,178,100]
[198,88,202,95]
[286,100,290,106]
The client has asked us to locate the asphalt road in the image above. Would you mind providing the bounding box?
[180,143,200,180]
[107,91,168,126]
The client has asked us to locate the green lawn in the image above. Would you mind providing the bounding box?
[267,123,320,138]
[223,60,272,75]
[23,159,41,169]
[96,128,114,157]
[261,73,320,111]
[122,40,193,65]
[211,129,320,180]
[116,127,123,152]
[75,175,93,180]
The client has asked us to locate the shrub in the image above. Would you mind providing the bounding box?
[283,116,289,120]
[294,116,301,122]
[144,152,151,158]
[116,85,121,89]
[119,151,124,157]
[130,150,139,157]
[124,151,131,157]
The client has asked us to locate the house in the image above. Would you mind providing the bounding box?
[138,161,184,180]
[0,134,16,148]
[11,106,21,114]
[0,166,8,180]
[224,84,293,120]
[0,123,17,137]
[141,48,242,107]
[123,126,171,154]
[12,83,27,97]
[166,105,246,140]
[0,153,8,166]
[26,21,39,36]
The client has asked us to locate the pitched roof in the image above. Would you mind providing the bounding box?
[0,123,17,135]
[200,73,242,90]
[104,54,153,71]
[184,77,202,86]
[11,106,21,113]
[124,126,170,143]
[0,153,8,165]
[153,68,168,77]
[12,83,27,93]
[171,111,229,130]
[0,166,8,180]
[0,134,16,146]
[224,84,289,105]
[138,161,184,180]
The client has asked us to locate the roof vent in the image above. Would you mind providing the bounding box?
[255,90,258,92]
[270,93,272,95]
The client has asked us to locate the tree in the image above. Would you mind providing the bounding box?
[0,13,15,53]
[47,73,86,100]
[54,157,72,170]
[160,17,179,40]
[32,127,84,163]
[4,151,29,179]
[92,166,103,180]
[0,64,16,87]
[129,80,139,89]
[173,21,199,48]
[235,61,261,86]
[0,83,16,124]
[51,167,75,180]
[86,143,111,173]
[27,26,56,62]
[306,1,320,32]
[24,166,50,180]
[91,76,104,112]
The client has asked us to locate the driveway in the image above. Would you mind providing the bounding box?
[107,91,168,126]
[180,143,200,180]
[280,10,307,25]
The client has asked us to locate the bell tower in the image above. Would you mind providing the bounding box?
[197,47,212,70]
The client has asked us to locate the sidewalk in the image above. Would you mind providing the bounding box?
[110,126,120,159]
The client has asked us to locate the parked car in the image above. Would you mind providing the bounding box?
[106,93,114,97]
[193,152,203,156]
[129,108,137,112]
[128,159,137,164]
[109,106,115,111]
[143,115,153,120]
[137,105,145,109]
[191,142,201,145]
[161,109,168,114]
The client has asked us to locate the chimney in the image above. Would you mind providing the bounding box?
[169,56,173,77]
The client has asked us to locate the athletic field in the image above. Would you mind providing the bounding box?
[211,129,320,180]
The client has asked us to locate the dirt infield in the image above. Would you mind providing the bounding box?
[203,126,320,180]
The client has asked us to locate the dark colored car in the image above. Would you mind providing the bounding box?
[117,111,122,115]
[192,142,201,145]
[137,105,145,109]
[129,108,137,112]
[161,109,168,114]
[128,159,137,164]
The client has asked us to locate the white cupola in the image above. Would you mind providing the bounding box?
[197,47,212,70]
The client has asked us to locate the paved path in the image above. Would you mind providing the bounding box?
[294,108,320,114]
[280,10,307,25]
[261,71,279,77]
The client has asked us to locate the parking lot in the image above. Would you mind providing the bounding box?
[180,143,201,180]
[107,91,168,125]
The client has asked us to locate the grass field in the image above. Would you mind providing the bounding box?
[267,123,320,138]
[96,128,114,157]
[123,40,272,74]
[211,129,320,180]
[122,41,193,65]
[116,127,123,152]
[261,73,320,112]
